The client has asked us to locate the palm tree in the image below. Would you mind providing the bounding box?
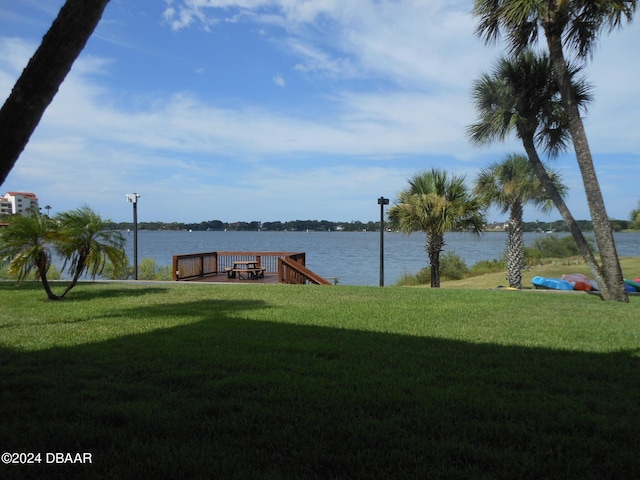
[472,0,635,301]
[0,211,59,300]
[0,206,126,300]
[54,205,126,298]
[388,169,485,287]
[0,0,110,185]
[475,154,565,288]
[467,50,609,297]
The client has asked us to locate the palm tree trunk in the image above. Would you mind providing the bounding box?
[506,201,524,288]
[545,31,628,302]
[40,272,61,301]
[59,271,82,299]
[0,0,111,185]
[427,231,444,288]
[59,253,87,299]
[36,253,60,301]
[521,134,608,295]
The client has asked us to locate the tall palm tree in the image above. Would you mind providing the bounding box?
[0,0,111,185]
[388,169,485,287]
[54,205,126,298]
[472,0,635,301]
[0,211,59,300]
[475,154,565,288]
[467,51,609,296]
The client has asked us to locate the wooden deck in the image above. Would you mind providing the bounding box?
[173,251,331,285]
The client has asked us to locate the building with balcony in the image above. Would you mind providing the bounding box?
[0,192,40,216]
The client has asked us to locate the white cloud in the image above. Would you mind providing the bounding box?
[3,2,639,223]
[0,37,35,73]
[272,74,286,87]
[581,24,640,154]
[162,1,489,88]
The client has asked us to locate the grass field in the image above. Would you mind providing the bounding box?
[1,279,639,479]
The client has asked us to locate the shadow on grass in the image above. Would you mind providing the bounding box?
[1,298,639,479]
[64,285,171,301]
[0,281,170,301]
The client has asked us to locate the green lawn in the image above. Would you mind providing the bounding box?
[1,281,639,479]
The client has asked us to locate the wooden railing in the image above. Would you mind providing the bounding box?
[173,251,308,281]
[278,256,331,285]
[172,252,218,280]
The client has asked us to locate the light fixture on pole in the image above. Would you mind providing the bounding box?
[377,196,389,287]
[125,193,140,280]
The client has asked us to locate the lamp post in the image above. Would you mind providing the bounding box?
[125,193,140,280]
[378,196,389,287]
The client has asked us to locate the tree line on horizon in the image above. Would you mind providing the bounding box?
[104,218,635,233]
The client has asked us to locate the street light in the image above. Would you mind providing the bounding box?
[378,196,389,287]
[125,193,140,280]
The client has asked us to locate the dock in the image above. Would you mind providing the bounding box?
[173,251,331,285]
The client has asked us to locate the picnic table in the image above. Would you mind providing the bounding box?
[225,260,266,280]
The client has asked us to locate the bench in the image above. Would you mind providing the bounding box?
[226,266,266,280]
[252,266,266,278]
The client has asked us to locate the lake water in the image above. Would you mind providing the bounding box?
[121,230,640,286]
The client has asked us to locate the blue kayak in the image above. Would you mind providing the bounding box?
[531,276,574,291]
[624,279,640,292]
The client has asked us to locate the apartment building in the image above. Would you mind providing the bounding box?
[0,192,40,215]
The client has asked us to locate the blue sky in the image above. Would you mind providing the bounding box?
[1,0,639,223]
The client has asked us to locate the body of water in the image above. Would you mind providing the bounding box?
[122,230,640,286]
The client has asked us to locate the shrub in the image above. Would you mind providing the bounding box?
[469,259,506,276]
[102,258,172,281]
[395,252,507,285]
[415,267,431,285]
[529,234,595,259]
[155,265,173,281]
[103,257,132,280]
[439,251,469,281]
[523,245,544,265]
[139,259,172,281]
[138,258,159,280]
[413,252,470,284]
